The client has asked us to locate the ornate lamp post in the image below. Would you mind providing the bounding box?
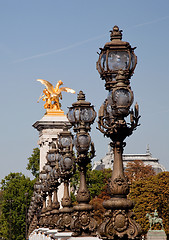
[67,91,97,237]
[39,169,47,212]
[96,26,142,239]
[27,181,42,233]
[38,168,48,228]
[57,128,74,232]
[96,25,137,90]
[46,143,61,210]
[45,144,61,229]
[42,162,53,228]
[34,181,43,229]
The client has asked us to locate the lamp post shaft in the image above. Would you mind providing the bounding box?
[112,142,125,180]
[76,166,90,203]
[61,181,72,207]
[52,189,59,208]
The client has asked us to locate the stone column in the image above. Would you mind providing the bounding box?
[33,112,71,172]
[33,111,71,203]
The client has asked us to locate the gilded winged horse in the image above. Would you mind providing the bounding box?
[37,79,75,110]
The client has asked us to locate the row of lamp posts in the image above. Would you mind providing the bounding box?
[28,26,142,240]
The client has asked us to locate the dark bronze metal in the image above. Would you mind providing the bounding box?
[96,25,137,91]
[57,129,74,232]
[67,91,97,237]
[67,90,96,132]
[46,145,61,229]
[27,181,43,234]
[96,26,142,240]
[57,179,73,232]
[28,144,61,232]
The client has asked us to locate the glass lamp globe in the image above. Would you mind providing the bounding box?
[59,129,72,148]
[67,91,96,130]
[46,142,58,167]
[74,133,91,153]
[63,157,73,171]
[60,156,73,171]
[96,26,137,90]
[44,163,52,173]
[113,89,132,106]
[47,152,56,163]
[39,170,47,181]
[112,88,133,116]
[59,136,72,148]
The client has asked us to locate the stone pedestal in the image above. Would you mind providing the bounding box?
[29,229,100,240]
[29,228,73,240]
[33,111,71,203]
[33,111,71,172]
[147,230,167,240]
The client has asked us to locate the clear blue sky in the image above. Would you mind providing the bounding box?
[0,0,169,180]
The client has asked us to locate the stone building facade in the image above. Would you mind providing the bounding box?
[93,144,166,174]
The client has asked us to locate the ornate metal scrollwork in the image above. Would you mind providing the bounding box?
[71,209,97,237]
[98,209,142,239]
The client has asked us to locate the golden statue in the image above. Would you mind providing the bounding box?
[37,79,75,113]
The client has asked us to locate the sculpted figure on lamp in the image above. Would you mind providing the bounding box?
[37,79,75,111]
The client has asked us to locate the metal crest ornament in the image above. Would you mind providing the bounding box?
[96,26,142,240]
[99,209,142,239]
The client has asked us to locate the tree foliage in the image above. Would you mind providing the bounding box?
[129,171,169,235]
[124,160,155,183]
[70,164,112,200]
[26,147,40,178]
[87,167,112,199]
[85,161,169,236]
[0,172,35,240]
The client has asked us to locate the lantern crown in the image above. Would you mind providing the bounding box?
[110,25,122,41]
[96,26,137,90]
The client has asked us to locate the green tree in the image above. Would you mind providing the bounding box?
[87,167,112,199]
[26,147,40,178]
[70,164,112,200]
[0,172,35,240]
[129,171,169,235]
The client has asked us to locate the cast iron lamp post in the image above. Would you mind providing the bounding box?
[27,181,42,233]
[57,128,74,232]
[46,143,60,211]
[45,144,61,229]
[42,162,53,229]
[96,26,142,239]
[96,25,137,91]
[38,168,48,228]
[67,91,97,237]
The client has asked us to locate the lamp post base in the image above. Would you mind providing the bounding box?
[57,207,73,232]
[71,205,97,237]
[98,208,142,240]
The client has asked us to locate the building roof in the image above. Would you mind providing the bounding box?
[93,144,166,174]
